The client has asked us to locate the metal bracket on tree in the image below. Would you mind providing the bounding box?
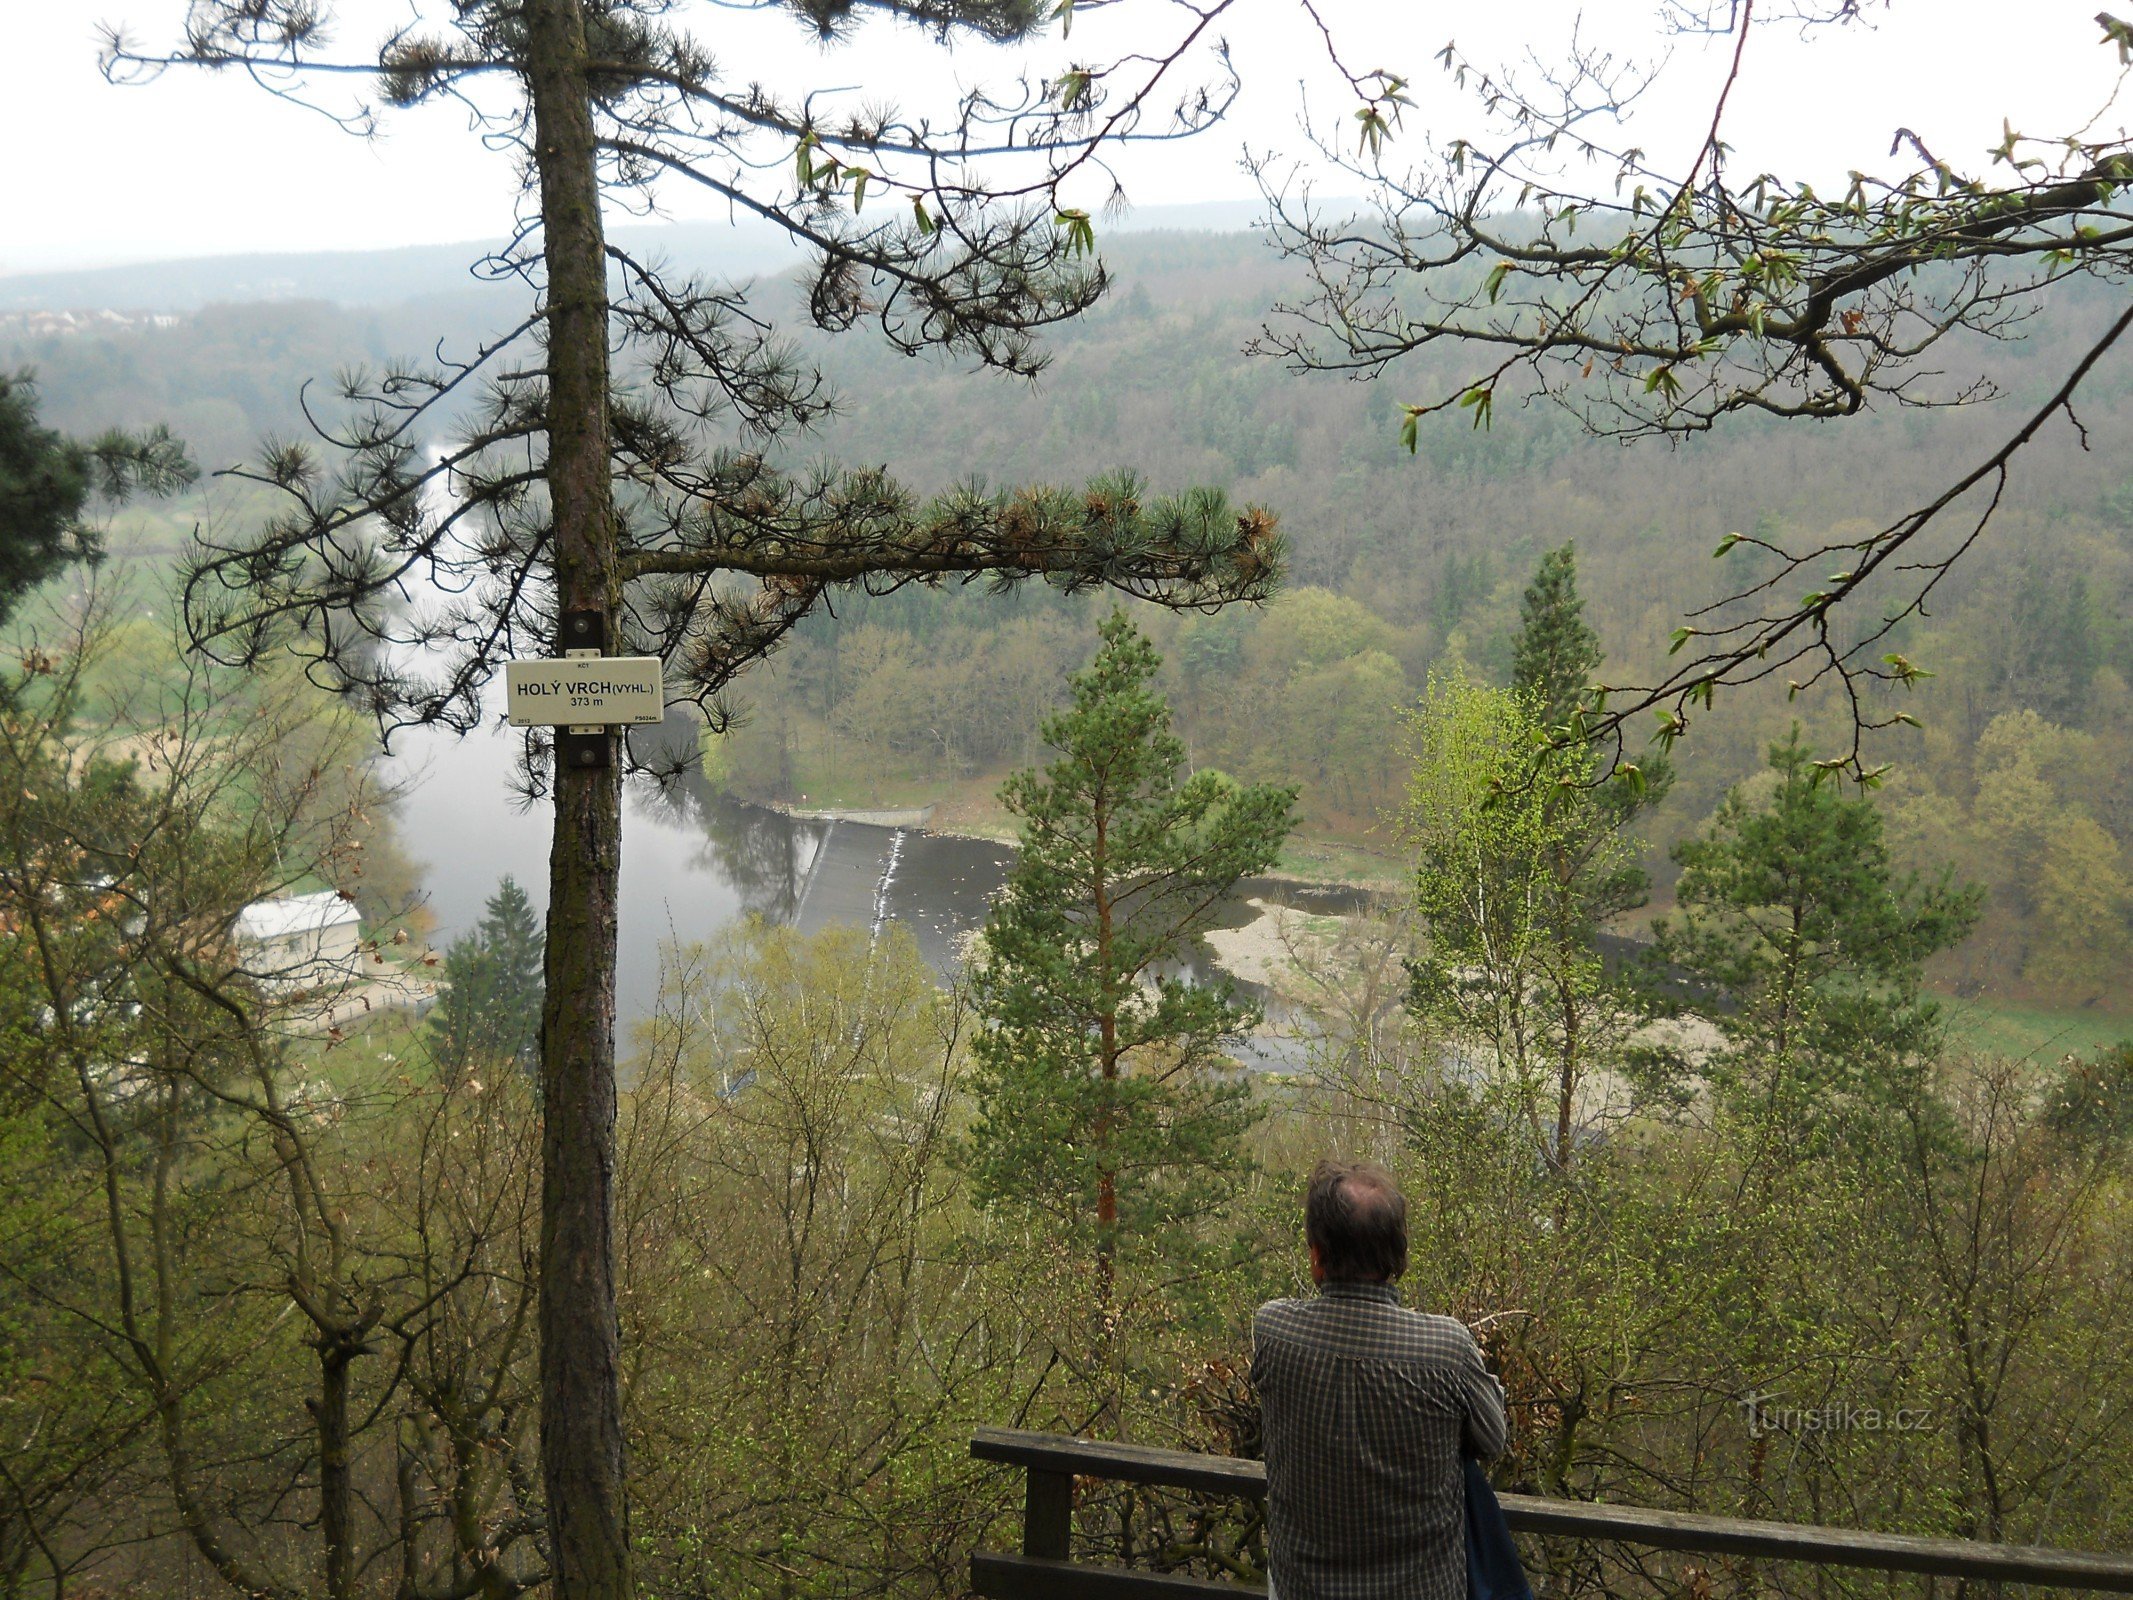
[557,608,608,772]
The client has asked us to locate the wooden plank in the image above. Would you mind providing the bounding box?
[1025,1469,1073,1561]
[1499,1494,2133,1591]
[970,1429,2133,1592]
[973,1552,1261,1600]
[971,1427,1267,1499]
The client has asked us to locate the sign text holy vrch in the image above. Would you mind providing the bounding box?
[505,657,667,726]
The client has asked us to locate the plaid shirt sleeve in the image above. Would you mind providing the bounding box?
[1462,1342,1510,1461]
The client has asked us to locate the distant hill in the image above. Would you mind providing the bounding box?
[0,226,791,313]
[0,201,1267,313]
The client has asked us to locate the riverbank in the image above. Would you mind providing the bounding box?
[916,788,1409,894]
[1202,898,1366,1001]
[766,800,937,828]
[712,727,1411,897]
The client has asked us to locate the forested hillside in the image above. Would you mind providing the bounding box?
[9,228,2132,1009]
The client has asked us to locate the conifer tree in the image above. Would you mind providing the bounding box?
[966,611,1294,1413]
[429,875,545,1077]
[1657,729,1983,1121]
[1510,542,1601,730]
[0,372,193,627]
[1405,670,1648,1170]
[1510,544,1670,939]
[107,9,1278,1585]
[1405,547,1671,1168]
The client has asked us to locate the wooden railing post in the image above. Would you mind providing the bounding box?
[1025,1468,1073,1560]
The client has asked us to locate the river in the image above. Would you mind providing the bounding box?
[385,707,1367,1064]
[387,708,1018,1020]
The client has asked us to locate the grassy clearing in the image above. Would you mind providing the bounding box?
[783,766,949,811]
[1940,997,2133,1063]
[704,724,975,813]
[1270,836,1405,890]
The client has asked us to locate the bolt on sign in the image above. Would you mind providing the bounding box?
[505,657,667,726]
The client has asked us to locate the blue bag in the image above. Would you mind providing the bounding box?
[1464,1457,1535,1600]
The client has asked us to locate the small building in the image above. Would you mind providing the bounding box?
[235,891,364,993]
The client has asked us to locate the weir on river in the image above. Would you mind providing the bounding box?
[387,708,1016,1019]
[388,705,1356,1068]
[788,820,918,943]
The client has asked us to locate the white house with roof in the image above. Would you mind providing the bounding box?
[235,891,364,992]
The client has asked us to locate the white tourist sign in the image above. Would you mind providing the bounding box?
[505,657,667,726]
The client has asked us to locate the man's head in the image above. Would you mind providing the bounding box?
[1304,1159,1408,1284]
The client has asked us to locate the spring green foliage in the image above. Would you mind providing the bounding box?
[14,613,2133,1592]
[1889,710,2133,1006]
[1512,542,1672,929]
[2043,1042,2133,1145]
[18,262,2133,1012]
[1401,671,1638,1165]
[0,618,402,1599]
[631,922,1015,1595]
[11,188,2133,1592]
[1657,730,1984,1119]
[965,612,1296,1291]
[428,875,545,1077]
[1402,546,1675,1165]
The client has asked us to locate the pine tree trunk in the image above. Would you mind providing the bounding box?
[525,3,630,1596]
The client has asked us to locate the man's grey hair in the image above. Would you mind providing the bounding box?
[1305,1158,1408,1282]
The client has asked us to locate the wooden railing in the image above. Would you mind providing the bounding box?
[970,1426,2133,1598]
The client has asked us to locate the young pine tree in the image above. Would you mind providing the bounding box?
[429,876,545,1078]
[1403,671,1649,1170]
[1510,542,1601,729]
[1657,730,1982,1122]
[1510,541,1671,927]
[966,612,1295,1403]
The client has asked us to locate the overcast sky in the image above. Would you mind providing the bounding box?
[3,0,2124,277]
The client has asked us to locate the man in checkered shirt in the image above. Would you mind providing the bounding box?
[1253,1160,1508,1600]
